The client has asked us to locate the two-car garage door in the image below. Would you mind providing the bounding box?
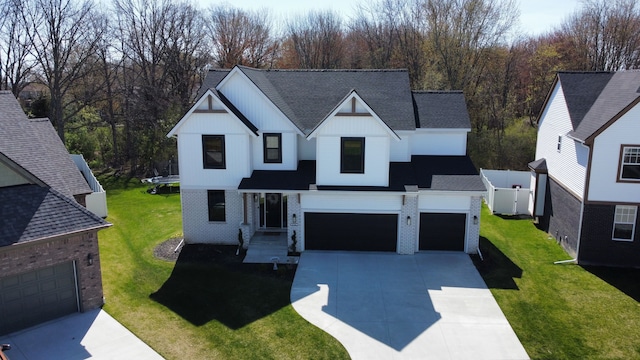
[303,212,467,253]
[0,261,78,335]
[305,213,398,251]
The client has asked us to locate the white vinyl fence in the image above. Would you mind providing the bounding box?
[71,154,108,218]
[480,169,531,215]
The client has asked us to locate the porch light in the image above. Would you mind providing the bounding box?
[253,194,258,202]
[473,215,478,225]
[87,253,93,266]
[406,216,411,226]
[292,213,297,225]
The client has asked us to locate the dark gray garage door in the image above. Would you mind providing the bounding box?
[419,213,466,251]
[305,213,398,251]
[0,261,78,335]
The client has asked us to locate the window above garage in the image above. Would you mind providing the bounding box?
[341,137,365,174]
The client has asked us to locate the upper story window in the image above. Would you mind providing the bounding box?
[612,205,637,241]
[557,135,562,152]
[203,135,225,169]
[263,133,282,163]
[341,137,365,173]
[618,145,640,182]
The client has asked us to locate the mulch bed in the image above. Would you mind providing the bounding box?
[153,239,297,280]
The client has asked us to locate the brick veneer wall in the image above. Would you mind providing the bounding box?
[287,194,302,252]
[0,231,104,311]
[579,203,640,268]
[399,194,418,254]
[467,196,482,254]
[541,178,582,257]
[181,189,244,244]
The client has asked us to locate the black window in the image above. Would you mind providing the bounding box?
[341,137,365,173]
[263,133,282,163]
[203,135,225,169]
[207,190,225,222]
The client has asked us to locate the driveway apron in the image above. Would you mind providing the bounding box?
[291,251,529,360]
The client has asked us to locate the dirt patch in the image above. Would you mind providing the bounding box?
[153,238,186,262]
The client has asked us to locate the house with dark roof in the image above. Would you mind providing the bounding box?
[168,66,485,255]
[529,71,640,267]
[0,91,110,335]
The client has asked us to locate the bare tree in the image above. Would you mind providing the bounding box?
[423,0,517,92]
[0,0,34,96]
[283,10,345,69]
[561,0,640,71]
[208,6,278,69]
[21,0,106,142]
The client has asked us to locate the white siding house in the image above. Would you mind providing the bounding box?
[168,67,486,255]
[529,71,640,267]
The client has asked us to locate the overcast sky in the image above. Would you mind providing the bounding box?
[198,0,581,37]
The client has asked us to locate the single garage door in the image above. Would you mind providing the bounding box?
[419,213,466,251]
[0,261,78,335]
[305,213,398,251]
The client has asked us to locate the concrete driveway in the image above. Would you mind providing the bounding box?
[0,309,162,359]
[291,251,529,360]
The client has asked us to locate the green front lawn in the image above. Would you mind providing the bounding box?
[476,206,640,360]
[98,177,348,359]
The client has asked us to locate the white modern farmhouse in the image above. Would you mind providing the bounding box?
[168,66,486,255]
[529,71,640,268]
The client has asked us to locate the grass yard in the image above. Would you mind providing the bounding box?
[475,205,640,360]
[97,176,348,360]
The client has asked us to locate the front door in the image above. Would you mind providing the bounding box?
[265,193,282,228]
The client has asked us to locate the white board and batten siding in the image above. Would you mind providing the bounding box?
[251,132,298,170]
[298,135,316,160]
[217,71,298,134]
[389,131,411,162]
[411,130,468,156]
[418,194,470,211]
[315,115,391,186]
[536,82,588,199]
[301,193,403,212]
[588,103,640,203]
[177,112,252,189]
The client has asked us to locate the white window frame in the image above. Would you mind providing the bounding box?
[618,145,640,182]
[612,205,637,242]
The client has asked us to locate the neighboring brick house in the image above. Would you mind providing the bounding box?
[0,91,110,335]
[529,71,640,268]
[168,67,486,255]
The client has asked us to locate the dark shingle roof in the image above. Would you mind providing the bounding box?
[0,184,109,246]
[411,156,486,191]
[412,91,471,129]
[0,91,91,198]
[528,158,547,173]
[563,71,640,141]
[238,156,486,192]
[557,72,614,131]
[196,69,230,101]
[227,67,417,134]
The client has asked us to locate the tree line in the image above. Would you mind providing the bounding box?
[1,0,639,174]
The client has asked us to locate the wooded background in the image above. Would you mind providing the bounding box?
[1,0,639,175]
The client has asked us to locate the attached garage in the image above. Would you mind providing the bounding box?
[0,261,78,335]
[419,213,467,251]
[305,212,398,251]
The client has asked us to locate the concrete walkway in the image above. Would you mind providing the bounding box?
[0,309,163,359]
[291,251,529,360]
